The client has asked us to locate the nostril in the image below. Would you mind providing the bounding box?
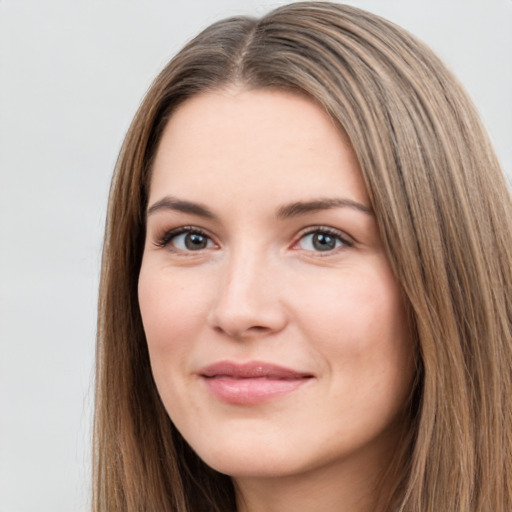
[213,323,273,339]
[208,295,288,339]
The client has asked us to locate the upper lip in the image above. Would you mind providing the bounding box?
[199,361,314,380]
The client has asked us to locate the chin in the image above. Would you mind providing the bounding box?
[188,435,305,479]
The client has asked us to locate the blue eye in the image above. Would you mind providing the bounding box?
[156,228,215,251]
[297,229,349,252]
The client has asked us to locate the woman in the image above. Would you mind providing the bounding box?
[94,2,512,511]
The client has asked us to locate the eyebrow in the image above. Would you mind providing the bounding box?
[276,198,373,219]
[147,196,217,219]
[146,195,373,220]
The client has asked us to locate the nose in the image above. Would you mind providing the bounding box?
[207,250,288,340]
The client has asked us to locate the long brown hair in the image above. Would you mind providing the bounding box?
[93,3,512,511]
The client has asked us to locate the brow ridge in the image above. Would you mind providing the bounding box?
[277,198,373,219]
[147,196,216,219]
[147,195,372,221]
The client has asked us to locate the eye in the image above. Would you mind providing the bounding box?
[155,227,216,252]
[295,228,351,252]
[173,231,214,251]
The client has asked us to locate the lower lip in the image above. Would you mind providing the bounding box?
[202,377,310,405]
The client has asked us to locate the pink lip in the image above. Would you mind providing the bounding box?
[199,361,314,405]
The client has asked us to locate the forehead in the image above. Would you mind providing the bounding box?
[149,88,368,208]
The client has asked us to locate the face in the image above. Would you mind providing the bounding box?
[138,88,414,485]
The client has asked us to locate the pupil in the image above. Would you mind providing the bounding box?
[185,233,207,250]
[313,233,335,251]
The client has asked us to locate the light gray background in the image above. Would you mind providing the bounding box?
[0,1,510,511]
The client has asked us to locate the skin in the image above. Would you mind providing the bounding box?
[138,88,415,512]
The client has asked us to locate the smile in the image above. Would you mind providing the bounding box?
[199,361,314,405]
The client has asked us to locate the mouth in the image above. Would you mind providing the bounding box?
[199,361,314,405]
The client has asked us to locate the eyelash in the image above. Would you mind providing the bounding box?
[153,226,353,254]
[294,226,353,253]
[153,226,214,251]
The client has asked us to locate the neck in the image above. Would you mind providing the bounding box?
[235,469,378,512]
[233,436,405,512]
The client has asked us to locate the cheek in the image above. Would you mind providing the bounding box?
[137,265,216,416]
[293,263,413,388]
[138,265,211,355]
[298,268,406,341]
